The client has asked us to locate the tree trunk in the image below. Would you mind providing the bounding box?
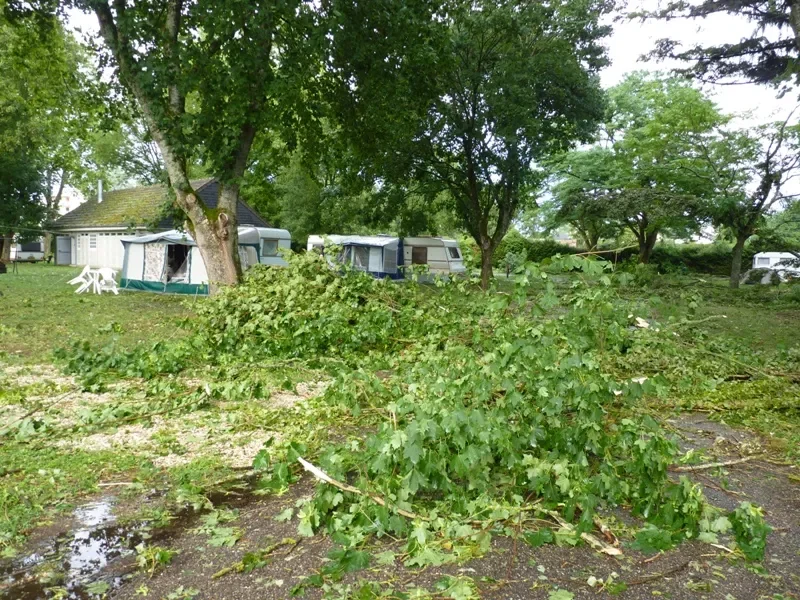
[479,240,495,290]
[176,188,240,293]
[0,232,13,262]
[638,230,658,264]
[729,233,749,289]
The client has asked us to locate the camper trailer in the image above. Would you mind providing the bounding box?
[308,234,466,280]
[402,237,466,276]
[10,240,45,262]
[752,252,800,274]
[307,235,402,279]
[120,227,291,294]
[251,227,292,266]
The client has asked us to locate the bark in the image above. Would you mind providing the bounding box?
[44,172,66,257]
[0,232,13,262]
[638,230,658,264]
[479,239,495,291]
[175,188,240,292]
[729,232,749,289]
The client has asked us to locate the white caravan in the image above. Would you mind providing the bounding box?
[752,252,800,274]
[402,237,466,276]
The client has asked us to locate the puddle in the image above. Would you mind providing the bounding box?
[0,497,145,600]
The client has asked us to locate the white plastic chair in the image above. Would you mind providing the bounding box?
[97,268,118,295]
[68,265,91,286]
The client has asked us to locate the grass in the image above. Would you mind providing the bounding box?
[0,263,193,362]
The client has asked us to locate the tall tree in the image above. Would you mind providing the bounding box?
[12,0,325,290]
[604,74,723,263]
[641,0,800,87]
[699,119,800,287]
[0,3,85,258]
[328,0,610,288]
[547,148,619,250]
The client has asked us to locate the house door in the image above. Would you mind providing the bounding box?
[56,236,72,265]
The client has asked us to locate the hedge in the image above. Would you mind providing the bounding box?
[464,230,754,277]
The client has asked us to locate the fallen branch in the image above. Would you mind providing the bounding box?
[212,537,297,579]
[593,516,619,546]
[626,560,690,586]
[298,457,621,557]
[545,510,622,557]
[673,455,762,472]
[298,457,426,521]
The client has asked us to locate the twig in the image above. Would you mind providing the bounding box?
[212,537,297,579]
[673,455,762,472]
[626,560,690,586]
[298,457,426,521]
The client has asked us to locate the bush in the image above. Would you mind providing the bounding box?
[493,230,580,267]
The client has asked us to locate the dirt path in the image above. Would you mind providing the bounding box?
[2,414,799,599]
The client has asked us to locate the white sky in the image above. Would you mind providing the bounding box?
[602,2,797,126]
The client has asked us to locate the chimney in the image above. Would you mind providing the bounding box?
[98,180,103,203]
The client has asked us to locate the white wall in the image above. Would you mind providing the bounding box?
[71,232,137,270]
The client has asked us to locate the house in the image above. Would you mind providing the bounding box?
[50,179,271,270]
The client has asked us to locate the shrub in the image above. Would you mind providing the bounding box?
[493,230,580,267]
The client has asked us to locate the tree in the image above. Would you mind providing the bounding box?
[328,0,610,288]
[0,4,86,259]
[601,75,724,263]
[12,0,326,291]
[700,119,800,287]
[547,148,619,250]
[641,0,800,87]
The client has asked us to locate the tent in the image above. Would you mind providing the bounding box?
[120,227,289,294]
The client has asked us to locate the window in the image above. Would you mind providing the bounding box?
[353,246,369,270]
[262,239,279,257]
[77,236,81,250]
[757,257,770,267]
[447,246,461,259]
[89,234,97,250]
[411,246,428,265]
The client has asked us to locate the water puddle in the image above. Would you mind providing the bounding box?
[0,497,145,599]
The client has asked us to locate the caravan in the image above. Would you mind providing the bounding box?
[307,234,466,280]
[402,237,466,277]
[307,235,403,279]
[120,227,291,294]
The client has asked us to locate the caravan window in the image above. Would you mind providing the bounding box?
[757,257,770,267]
[353,246,369,270]
[447,247,461,259]
[411,246,428,265]
[262,239,279,257]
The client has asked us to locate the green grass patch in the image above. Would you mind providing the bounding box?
[0,442,152,550]
[0,263,192,362]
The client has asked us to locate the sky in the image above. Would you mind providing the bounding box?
[601,2,797,126]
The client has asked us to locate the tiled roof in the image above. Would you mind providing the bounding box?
[51,179,269,230]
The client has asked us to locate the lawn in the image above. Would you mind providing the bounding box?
[1,261,799,599]
[0,263,193,362]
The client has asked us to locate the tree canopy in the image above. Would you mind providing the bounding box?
[328,0,611,287]
[547,74,726,263]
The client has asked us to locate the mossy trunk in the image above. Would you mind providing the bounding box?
[729,233,749,289]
